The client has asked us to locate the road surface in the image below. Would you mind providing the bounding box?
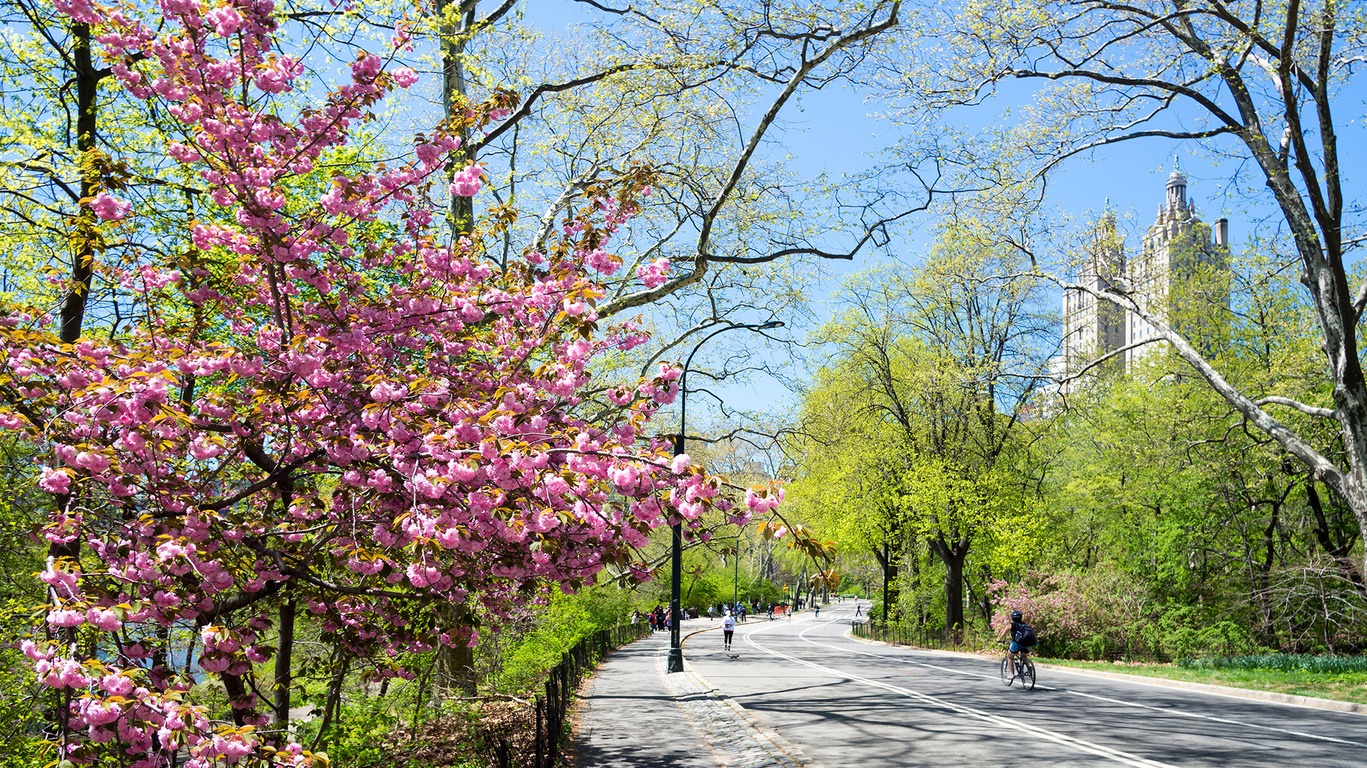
[685,602,1367,767]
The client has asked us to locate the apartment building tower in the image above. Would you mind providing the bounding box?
[1055,163,1231,391]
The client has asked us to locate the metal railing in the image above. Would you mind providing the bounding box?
[851,621,982,652]
[488,622,650,768]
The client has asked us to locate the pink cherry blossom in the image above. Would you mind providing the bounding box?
[89,192,131,221]
[449,164,483,197]
[584,248,620,275]
[636,258,671,288]
[46,609,85,628]
[7,1,772,764]
[205,6,241,36]
[38,464,73,491]
[86,607,123,631]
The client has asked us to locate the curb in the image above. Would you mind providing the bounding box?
[845,626,1367,717]
[1033,663,1367,715]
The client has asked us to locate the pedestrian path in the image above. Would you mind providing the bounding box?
[572,617,820,768]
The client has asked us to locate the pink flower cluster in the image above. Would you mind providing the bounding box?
[449,164,483,197]
[89,192,131,221]
[1,1,780,766]
[636,257,671,288]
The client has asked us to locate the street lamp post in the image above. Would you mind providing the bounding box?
[732,542,740,614]
[668,320,782,674]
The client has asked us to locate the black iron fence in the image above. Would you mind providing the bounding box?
[489,622,650,768]
[851,621,984,652]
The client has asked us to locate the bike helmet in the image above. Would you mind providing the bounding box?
[1010,610,1023,622]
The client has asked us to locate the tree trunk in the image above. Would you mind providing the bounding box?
[310,654,349,751]
[45,19,102,738]
[435,604,477,695]
[59,19,100,344]
[929,537,969,638]
[274,595,295,728]
[222,673,254,728]
[1307,478,1367,600]
[439,0,475,236]
[873,540,899,623]
[972,566,993,626]
[1252,507,1278,647]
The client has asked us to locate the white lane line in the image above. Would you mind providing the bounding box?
[792,623,1365,749]
[742,622,1176,768]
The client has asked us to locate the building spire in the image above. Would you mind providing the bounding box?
[1165,157,1188,210]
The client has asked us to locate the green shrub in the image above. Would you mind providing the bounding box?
[0,652,46,768]
[1163,626,1203,662]
[297,695,490,768]
[298,696,412,768]
[1081,633,1110,661]
[0,599,46,768]
[489,586,632,694]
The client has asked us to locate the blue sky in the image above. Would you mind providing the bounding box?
[523,1,1366,424]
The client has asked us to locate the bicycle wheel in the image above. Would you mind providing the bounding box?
[1020,657,1036,690]
[1000,656,1013,686]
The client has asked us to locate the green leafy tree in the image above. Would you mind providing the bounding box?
[888,0,1367,585]
[790,222,1053,633]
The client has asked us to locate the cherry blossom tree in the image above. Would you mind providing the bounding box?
[0,0,783,764]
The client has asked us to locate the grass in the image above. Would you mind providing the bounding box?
[1038,657,1367,705]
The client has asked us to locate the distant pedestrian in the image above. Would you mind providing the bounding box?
[708,605,715,620]
[855,604,862,617]
[722,613,736,651]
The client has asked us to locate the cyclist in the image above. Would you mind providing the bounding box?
[1002,610,1034,679]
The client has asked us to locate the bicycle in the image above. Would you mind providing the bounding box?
[1000,647,1036,690]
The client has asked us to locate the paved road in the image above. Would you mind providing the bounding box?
[685,602,1367,767]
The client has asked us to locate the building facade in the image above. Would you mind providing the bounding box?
[1055,166,1230,391]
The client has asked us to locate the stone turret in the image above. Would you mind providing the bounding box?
[1053,163,1233,397]
[1166,162,1187,212]
[1126,159,1230,369]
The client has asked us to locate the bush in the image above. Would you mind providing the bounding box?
[0,647,46,768]
[988,569,1261,661]
[1080,633,1109,661]
[299,696,418,768]
[488,586,632,694]
[297,695,490,768]
[0,598,47,768]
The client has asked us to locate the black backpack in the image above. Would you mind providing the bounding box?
[1015,623,1038,647]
